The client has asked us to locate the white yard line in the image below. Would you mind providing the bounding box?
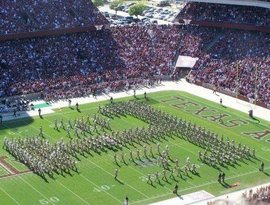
[84,157,150,198]
[131,166,270,205]
[18,176,56,205]
[46,110,269,204]
[17,117,124,204]
[169,140,240,176]
[3,123,89,205]
[1,125,56,204]
[56,181,90,205]
[80,174,122,203]
[105,154,174,193]
[0,162,15,174]
[47,112,154,199]
[131,180,215,205]
[2,80,270,205]
[0,185,21,205]
[47,100,253,190]
[13,98,268,203]
[99,140,197,188]
[28,116,151,199]
[76,106,202,188]
[0,171,32,180]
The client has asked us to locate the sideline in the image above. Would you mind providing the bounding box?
[2,80,270,122]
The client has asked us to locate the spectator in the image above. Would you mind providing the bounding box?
[0,0,108,35]
[176,2,270,27]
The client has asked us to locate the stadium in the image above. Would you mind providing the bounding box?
[0,0,270,204]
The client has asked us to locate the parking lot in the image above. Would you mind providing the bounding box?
[99,2,182,25]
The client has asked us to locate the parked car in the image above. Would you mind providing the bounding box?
[168,17,175,22]
[132,18,140,23]
[150,19,158,24]
[157,0,170,7]
[159,15,166,20]
[123,6,129,12]
[126,2,136,7]
[103,12,110,17]
[117,5,125,11]
[141,17,150,22]
[111,14,118,20]
[153,14,160,19]
[123,16,139,23]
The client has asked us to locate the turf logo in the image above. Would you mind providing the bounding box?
[161,96,270,141]
[135,158,158,167]
[0,156,31,179]
[242,130,270,140]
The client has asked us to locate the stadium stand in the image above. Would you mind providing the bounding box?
[0,30,122,98]
[180,26,270,106]
[0,0,108,35]
[176,2,270,27]
[242,185,270,204]
[1,24,269,106]
[0,25,180,100]
[111,25,181,77]
[0,0,269,109]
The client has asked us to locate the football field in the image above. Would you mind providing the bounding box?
[0,91,270,205]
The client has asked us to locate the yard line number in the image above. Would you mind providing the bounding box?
[39,196,59,204]
[93,185,115,192]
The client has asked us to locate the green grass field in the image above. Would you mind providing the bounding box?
[0,91,270,205]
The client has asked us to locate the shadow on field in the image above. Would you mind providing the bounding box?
[115,178,124,184]
[143,98,160,105]
[263,171,270,177]
[247,116,261,124]
[0,117,34,135]
[178,195,183,200]
[130,96,160,105]
[221,182,230,188]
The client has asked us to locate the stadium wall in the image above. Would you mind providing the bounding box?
[194,81,269,109]
[177,20,270,33]
[187,0,270,9]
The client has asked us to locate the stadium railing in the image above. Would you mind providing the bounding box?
[193,81,268,109]
[175,20,270,33]
[0,25,107,42]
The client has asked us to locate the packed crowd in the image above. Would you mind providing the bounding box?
[0,29,122,99]
[242,185,270,204]
[0,25,181,100]
[177,2,270,27]
[111,25,181,77]
[185,26,270,105]
[0,98,32,113]
[0,0,108,35]
[1,21,269,106]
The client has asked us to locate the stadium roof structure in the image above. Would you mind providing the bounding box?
[186,0,270,8]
